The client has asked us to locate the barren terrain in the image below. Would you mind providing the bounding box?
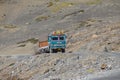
[0,0,120,80]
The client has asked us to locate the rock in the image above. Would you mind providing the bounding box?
[92,34,98,39]
[68,51,73,53]
[25,22,31,25]
[104,46,109,52]
[101,64,107,70]
[107,65,112,70]
[44,69,50,74]
[11,75,18,80]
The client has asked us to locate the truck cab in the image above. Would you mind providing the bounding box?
[48,31,67,53]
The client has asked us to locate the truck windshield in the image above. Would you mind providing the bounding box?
[51,36,65,41]
[59,36,64,40]
[52,37,58,40]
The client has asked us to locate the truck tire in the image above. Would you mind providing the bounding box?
[62,49,65,53]
[53,49,57,53]
[50,49,57,53]
[52,49,56,53]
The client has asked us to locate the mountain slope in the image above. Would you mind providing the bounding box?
[0,0,120,54]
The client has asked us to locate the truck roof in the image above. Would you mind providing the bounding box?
[49,31,66,36]
[49,33,66,36]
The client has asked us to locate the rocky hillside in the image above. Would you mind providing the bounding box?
[0,0,120,54]
[0,51,120,80]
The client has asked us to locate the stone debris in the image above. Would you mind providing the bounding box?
[101,64,107,70]
[0,51,120,80]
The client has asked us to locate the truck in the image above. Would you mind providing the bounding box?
[38,31,67,53]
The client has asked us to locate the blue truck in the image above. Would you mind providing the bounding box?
[48,31,67,53]
[38,31,67,53]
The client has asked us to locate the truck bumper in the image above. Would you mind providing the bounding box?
[50,46,66,49]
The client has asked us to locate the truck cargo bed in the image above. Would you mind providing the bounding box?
[39,41,48,48]
[38,41,49,53]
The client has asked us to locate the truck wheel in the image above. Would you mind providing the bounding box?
[51,49,57,53]
[53,49,57,53]
[62,49,65,53]
[52,49,56,53]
